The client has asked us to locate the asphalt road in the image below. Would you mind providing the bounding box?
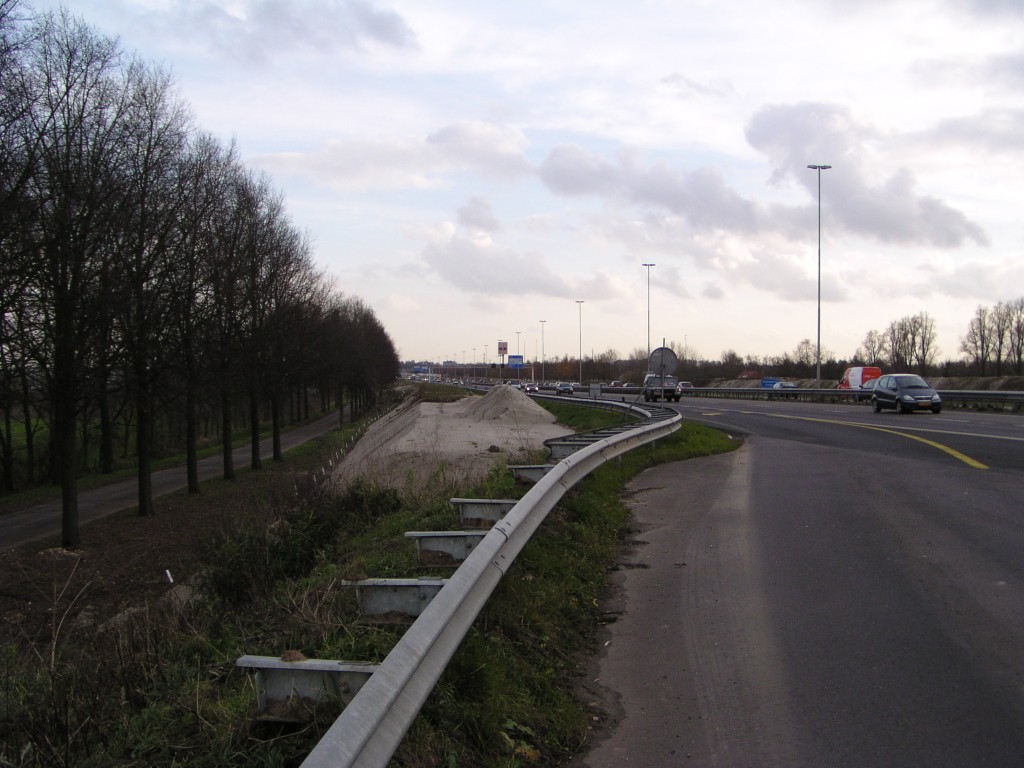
[576,399,1024,767]
[0,411,341,552]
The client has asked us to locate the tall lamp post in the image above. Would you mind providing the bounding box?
[576,300,585,384]
[540,320,546,383]
[642,263,655,363]
[515,330,521,381]
[807,164,831,388]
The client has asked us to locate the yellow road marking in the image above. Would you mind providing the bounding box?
[766,413,988,470]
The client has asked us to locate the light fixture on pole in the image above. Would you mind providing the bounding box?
[515,331,521,381]
[540,320,546,383]
[576,300,585,384]
[642,263,655,362]
[807,164,831,388]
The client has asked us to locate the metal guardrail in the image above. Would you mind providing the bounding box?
[595,383,1023,410]
[656,386,1024,411]
[300,397,680,767]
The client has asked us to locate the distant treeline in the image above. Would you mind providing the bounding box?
[0,1,399,546]
[415,301,1024,385]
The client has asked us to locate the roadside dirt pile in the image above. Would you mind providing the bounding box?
[460,384,558,422]
[332,386,570,492]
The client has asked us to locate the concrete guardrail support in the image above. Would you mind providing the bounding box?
[235,656,378,723]
[404,531,487,563]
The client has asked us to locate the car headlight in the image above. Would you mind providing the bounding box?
[901,394,915,402]
[932,394,941,402]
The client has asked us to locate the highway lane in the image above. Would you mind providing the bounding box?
[576,398,1024,767]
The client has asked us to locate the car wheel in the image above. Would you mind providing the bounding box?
[895,400,906,414]
[932,406,941,414]
[871,398,881,413]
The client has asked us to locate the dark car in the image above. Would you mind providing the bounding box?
[555,382,574,396]
[856,377,881,402]
[871,373,942,414]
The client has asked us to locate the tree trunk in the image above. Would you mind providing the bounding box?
[249,390,261,470]
[185,381,199,493]
[20,368,35,485]
[1,407,12,491]
[98,375,113,474]
[271,390,283,461]
[55,393,80,549]
[220,389,234,480]
[136,387,154,516]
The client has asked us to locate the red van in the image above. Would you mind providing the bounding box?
[839,366,881,391]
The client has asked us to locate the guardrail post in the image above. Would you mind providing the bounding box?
[404,531,487,563]
[449,498,518,527]
[508,465,553,484]
[349,578,448,618]
[235,655,378,722]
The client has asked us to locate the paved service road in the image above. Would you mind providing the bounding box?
[576,399,1024,767]
[0,411,341,552]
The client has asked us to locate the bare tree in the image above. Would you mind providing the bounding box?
[1007,298,1024,375]
[988,301,1012,377]
[960,305,992,376]
[22,11,130,547]
[167,133,236,493]
[110,59,193,516]
[884,318,914,370]
[856,329,884,365]
[793,339,815,369]
[910,312,939,374]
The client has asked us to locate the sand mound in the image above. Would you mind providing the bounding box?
[459,384,557,423]
[332,387,570,492]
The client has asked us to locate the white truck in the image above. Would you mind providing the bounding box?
[642,372,680,402]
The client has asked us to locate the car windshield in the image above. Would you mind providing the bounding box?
[897,375,929,388]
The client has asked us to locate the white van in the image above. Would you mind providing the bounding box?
[839,366,881,390]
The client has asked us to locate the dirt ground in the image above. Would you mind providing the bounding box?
[0,386,570,653]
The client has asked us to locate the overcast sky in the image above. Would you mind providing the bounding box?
[28,0,1024,368]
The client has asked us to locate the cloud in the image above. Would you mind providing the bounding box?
[660,72,735,99]
[422,228,572,297]
[922,108,1024,152]
[457,197,501,232]
[138,0,418,64]
[912,52,1024,92]
[255,120,532,189]
[538,145,762,234]
[425,121,533,178]
[420,214,622,301]
[745,102,989,248]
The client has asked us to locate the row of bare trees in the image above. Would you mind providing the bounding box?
[0,2,399,546]
[959,299,1024,376]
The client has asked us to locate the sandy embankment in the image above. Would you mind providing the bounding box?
[332,385,573,491]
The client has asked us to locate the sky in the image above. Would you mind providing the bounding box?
[25,0,1024,368]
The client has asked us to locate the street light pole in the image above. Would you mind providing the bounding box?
[540,320,546,383]
[576,300,584,384]
[516,331,521,381]
[642,263,655,363]
[807,164,831,388]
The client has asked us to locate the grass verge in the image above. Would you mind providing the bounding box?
[0,392,737,767]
